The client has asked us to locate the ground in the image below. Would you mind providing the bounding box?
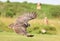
[0,32,60,41]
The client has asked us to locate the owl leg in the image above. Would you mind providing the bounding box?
[13,27,27,35]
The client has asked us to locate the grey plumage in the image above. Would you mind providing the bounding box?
[9,12,37,36]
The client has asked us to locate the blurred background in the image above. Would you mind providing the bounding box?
[0,0,60,41]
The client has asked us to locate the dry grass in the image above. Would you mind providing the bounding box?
[0,17,60,34]
[0,17,60,41]
[0,17,15,25]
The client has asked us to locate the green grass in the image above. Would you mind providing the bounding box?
[0,17,60,41]
[0,18,60,41]
[0,17,60,34]
[0,1,60,41]
[0,2,60,18]
[0,32,60,41]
